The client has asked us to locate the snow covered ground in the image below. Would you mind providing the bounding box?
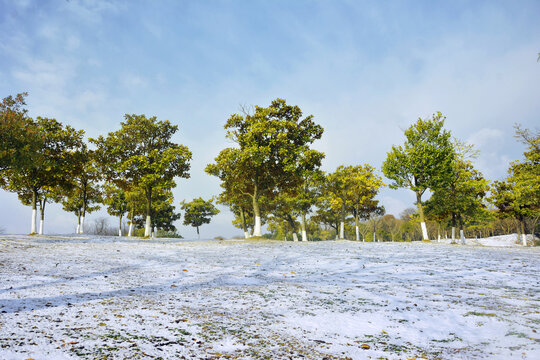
[0,235,539,359]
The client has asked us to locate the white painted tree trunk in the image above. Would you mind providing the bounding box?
[420,222,428,240]
[244,231,249,239]
[373,232,376,242]
[522,233,527,246]
[76,223,80,234]
[355,226,359,241]
[460,229,465,245]
[253,216,261,237]
[339,221,344,239]
[144,215,151,237]
[31,209,37,234]
[292,233,298,242]
[80,216,85,234]
[118,228,122,237]
[301,229,307,242]
[437,233,440,242]
[128,223,133,237]
[451,227,456,243]
[39,219,44,235]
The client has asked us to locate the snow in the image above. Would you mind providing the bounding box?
[0,234,539,359]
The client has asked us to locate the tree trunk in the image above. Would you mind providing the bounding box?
[76,210,81,234]
[301,213,308,241]
[118,214,123,237]
[354,212,360,241]
[31,188,37,234]
[39,197,46,235]
[252,185,261,237]
[128,208,134,237]
[459,216,465,245]
[240,207,249,239]
[292,233,298,242]
[339,203,345,239]
[197,226,200,240]
[415,192,428,240]
[373,231,377,242]
[521,221,527,246]
[144,188,152,237]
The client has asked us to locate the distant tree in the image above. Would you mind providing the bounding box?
[181,197,220,239]
[4,117,84,234]
[312,195,342,238]
[206,99,324,237]
[490,126,539,244]
[103,185,128,236]
[382,214,403,242]
[131,188,181,236]
[92,114,191,237]
[425,141,489,244]
[382,112,454,240]
[65,144,103,233]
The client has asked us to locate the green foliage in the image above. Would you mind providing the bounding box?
[382,112,454,195]
[0,92,40,174]
[3,116,84,232]
[103,185,128,219]
[382,112,454,238]
[91,114,191,236]
[425,141,490,232]
[206,99,324,235]
[490,126,540,237]
[181,197,220,237]
[319,165,384,239]
[62,144,103,227]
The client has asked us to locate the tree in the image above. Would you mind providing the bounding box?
[181,197,219,239]
[3,117,84,234]
[91,114,191,237]
[103,185,128,236]
[424,141,489,244]
[382,112,454,240]
[322,165,383,240]
[65,144,103,233]
[0,92,40,174]
[490,126,540,245]
[132,188,181,236]
[206,99,324,237]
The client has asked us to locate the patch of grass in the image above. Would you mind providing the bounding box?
[464,311,496,317]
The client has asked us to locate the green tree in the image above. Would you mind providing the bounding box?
[0,92,41,175]
[66,144,103,234]
[103,185,128,236]
[491,126,540,245]
[180,197,220,239]
[424,143,489,244]
[322,165,383,240]
[4,117,84,234]
[91,114,191,237]
[206,99,324,237]
[382,112,455,240]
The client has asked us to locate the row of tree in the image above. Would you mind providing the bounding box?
[0,93,220,237]
[1,93,538,242]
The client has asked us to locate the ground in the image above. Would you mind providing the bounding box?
[0,235,539,360]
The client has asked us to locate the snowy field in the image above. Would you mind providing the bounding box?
[0,235,539,360]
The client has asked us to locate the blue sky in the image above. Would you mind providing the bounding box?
[1,0,539,238]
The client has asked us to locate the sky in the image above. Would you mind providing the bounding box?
[1,0,539,238]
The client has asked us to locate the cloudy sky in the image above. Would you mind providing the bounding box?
[1,0,539,238]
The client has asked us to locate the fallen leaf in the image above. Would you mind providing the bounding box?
[183,269,188,272]
[361,344,370,349]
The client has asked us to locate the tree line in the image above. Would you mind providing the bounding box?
[1,93,538,243]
